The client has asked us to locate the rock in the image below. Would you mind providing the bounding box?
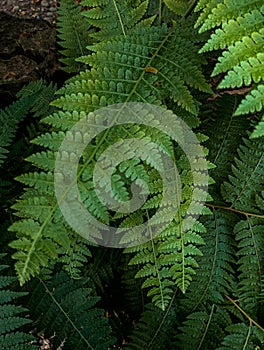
[0,11,59,106]
[41,0,49,6]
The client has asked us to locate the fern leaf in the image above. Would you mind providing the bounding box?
[177,306,231,350]
[221,136,264,212]
[0,255,36,349]
[218,54,264,89]
[204,94,250,196]
[217,323,264,350]
[81,0,151,40]
[196,0,264,119]
[221,135,264,315]
[0,95,38,167]
[198,0,263,33]
[234,217,264,315]
[163,0,189,16]
[26,271,115,350]
[124,301,177,350]
[251,115,264,138]
[234,84,264,115]
[57,0,92,73]
[182,210,237,311]
[54,24,211,115]
[200,8,264,51]
[16,79,57,118]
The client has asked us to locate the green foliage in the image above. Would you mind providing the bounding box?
[124,301,177,349]
[57,0,92,73]
[0,255,36,349]
[25,271,115,350]
[251,114,264,138]
[196,0,264,116]
[81,0,154,40]
[217,323,264,349]
[0,80,55,167]
[0,0,264,349]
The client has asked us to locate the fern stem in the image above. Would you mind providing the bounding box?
[205,203,264,219]
[146,290,177,350]
[225,295,264,333]
[197,304,215,350]
[112,0,126,37]
[183,0,198,18]
[158,0,162,26]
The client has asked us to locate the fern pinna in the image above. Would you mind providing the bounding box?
[2,0,264,349]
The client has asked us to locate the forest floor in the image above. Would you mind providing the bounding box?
[0,0,58,24]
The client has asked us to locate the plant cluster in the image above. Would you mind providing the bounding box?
[0,0,263,349]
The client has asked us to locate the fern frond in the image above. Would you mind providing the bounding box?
[251,114,264,138]
[235,84,264,115]
[217,323,264,350]
[26,271,115,350]
[182,209,237,311]
[234,217,264,315]
[198,0,263,33]
[10,5,210,306]
[221,135,264,315]
[16,79,57,118]
[121,260,144,318]
[177,306,231,350]
[221,136,264,212]
[54,24,211,115]
[204,94,250,194]
[196,0,264,118]
[81,0,153,40]
[57,0,92,73]
[0,93,39,167]
[124,301,177,350]
[163,0,189,17]
[0,255,36,349]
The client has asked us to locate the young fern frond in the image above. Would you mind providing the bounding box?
[25,271,115,350]
[196,0,264,116]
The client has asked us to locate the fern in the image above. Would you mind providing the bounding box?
[217,323,264,350]
[9,10,211,304]
[177,306,231,349]
[251,114,264,138]
[25,271,115,350]
[221,135,264,316]
[124,300,177,350]
[57,0,92,73]
[163,0,190,17]
[0,255,36,349]
[182,209,237,311]
[0,83,48,167]
[81,0,155,40]
[196,0,264,117]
